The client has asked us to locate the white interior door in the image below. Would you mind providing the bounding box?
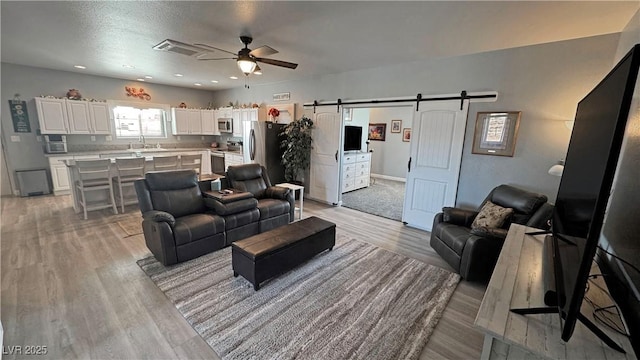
[402,100,469,231]
[309,110,341,204]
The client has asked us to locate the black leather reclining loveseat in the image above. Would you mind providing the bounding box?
[135,167,294,266]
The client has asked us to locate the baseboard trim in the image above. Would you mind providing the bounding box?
[370,174,406,183]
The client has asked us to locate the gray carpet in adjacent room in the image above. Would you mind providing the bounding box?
[137,234,460,360]
[342,178,405,221]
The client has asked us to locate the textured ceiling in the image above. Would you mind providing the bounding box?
[1,1,638,90]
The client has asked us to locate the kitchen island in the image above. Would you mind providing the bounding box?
[63,155,223,213]
[47,148,214,195]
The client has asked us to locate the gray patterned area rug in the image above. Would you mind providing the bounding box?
[342,178,405,221]
[137,235,460,360]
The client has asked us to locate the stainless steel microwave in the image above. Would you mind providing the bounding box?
[44,135,68,154]
[218,118,232,133]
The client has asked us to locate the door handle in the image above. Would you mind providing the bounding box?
[335,150,338,162]
[408,157,412,172]
[250,129,256,161]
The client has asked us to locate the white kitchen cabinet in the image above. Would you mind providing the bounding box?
[217,107,233,119]
[68,101,112,134]
[240,108,250,122]
[188,109,202,134]
[66,100,92,134]
[342,152,371,193]
[171,108,208,135]
[35,97,69,134]
[48,156,73,194]
[224,152,244,170]
[48,154,100,195]
[201,109,218,135]
[171,108,191,135]
[239,108,262,123]
[88,102,111,134]
[232,109,242,137]
[200,150,212,175]
[36,97,111,135]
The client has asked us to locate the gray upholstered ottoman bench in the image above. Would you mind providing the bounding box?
[231,216,336,290]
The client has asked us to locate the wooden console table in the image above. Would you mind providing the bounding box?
[475,224,636,360]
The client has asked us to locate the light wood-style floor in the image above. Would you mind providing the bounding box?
[1,194,486,359]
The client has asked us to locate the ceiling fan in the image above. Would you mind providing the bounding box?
[194,36,298,76]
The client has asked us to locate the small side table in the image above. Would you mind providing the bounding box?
[276,183,304,220]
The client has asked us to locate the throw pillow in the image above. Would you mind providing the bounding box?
[471,201,514,230]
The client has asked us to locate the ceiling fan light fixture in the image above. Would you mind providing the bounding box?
[253,64,262,75]
[237,55,257,75]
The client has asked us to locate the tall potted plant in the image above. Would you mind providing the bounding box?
[280,116,314,183]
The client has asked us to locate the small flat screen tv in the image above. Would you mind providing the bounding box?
[548,44,640,351]
[344,126,362,151]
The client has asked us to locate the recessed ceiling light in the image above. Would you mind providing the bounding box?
[74,65,86,69]
[211,80,219,83]
[194,83,202,86]
[229,76,238,80]
[174,73,183,77]
[123,64,135,69]
[136,78,145,82]
[144,75,153,79]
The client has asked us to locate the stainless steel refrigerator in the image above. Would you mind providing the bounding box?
[242,121,287,185]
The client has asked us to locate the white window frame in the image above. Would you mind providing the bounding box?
[108,100,171,139]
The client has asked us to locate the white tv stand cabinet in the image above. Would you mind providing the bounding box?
[475,224,636,359]
[341,152,371,193]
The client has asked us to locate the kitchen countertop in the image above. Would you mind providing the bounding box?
[44,147,222,157]
[210,147,243,155]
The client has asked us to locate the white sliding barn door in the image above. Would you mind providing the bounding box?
[309,110,342,205]
[402,100,469,231]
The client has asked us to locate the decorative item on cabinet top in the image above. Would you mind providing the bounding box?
[125,87,151,101]
[66,89,82,100]
[39,95,106,102]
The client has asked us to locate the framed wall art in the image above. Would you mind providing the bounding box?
[472,111,521,157]
[391,120,402,133]
[368,123,386,141]
[402,128,411,142]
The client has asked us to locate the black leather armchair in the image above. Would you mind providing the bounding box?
[135,170,228,266]
[226,164,295,232]
[430,184,553,282]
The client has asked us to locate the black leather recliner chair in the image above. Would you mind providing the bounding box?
[225,164,295,232]
[430,184,553,282]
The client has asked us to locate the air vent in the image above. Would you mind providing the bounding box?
[152,39,207,57]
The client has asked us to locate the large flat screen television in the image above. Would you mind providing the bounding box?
[512,44,640,354]
[344,126,363,151]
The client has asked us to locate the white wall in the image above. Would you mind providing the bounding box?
[211,34,620,207]
[367,106,412,179]
[348,108,370,151]
[0,63,216,193]
[614,9,639,62]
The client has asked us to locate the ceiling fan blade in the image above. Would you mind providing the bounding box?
[193,43,237,56]
[198,57,237,61]
[249,45,278,58]
[255,57,298,69]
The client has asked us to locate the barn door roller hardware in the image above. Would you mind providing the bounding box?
[305,91,496,110]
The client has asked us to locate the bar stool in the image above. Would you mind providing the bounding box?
[74,159,118,220]
[179,154,202,178]
[152,155,179,171]
[113,157,145,213]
